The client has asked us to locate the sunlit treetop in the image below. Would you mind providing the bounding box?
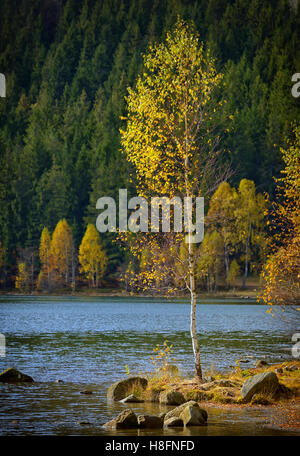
[121,19,228,198]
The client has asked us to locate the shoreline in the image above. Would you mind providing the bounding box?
[0,289,259,300]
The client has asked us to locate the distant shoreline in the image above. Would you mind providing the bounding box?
[0,288,259,300]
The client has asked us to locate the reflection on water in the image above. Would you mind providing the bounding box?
[0,296,298,435]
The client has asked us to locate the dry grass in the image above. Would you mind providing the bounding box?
[141,360,300,406]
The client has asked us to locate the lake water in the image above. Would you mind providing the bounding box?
[0,295,298,436]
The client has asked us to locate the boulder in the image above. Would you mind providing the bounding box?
[255,360,269,368]
[241,372,279,402]
[179,404,207,426]
[137,415,163,429]
[104,409,138,429]
[164,417,184,427]
[107,376,148,401]
[120,394,144,403]
[164,400,207,422]
[0,368,34,383]
[159,390,185,405]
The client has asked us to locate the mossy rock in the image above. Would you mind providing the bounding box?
[107,376,148,401]
[185,390,213,402]
[0,368,34,383]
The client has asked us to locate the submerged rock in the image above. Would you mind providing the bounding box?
[107,376,148,401]
[137,414,163,428]
[159,390,185,405]
[0,367,34,383]
[80,390,93,394]
[120,394,144,403]
[241,372,279,402]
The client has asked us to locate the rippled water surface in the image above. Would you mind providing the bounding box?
[0,295,298,435]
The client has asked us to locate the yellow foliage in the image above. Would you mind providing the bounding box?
[78,224,107,288]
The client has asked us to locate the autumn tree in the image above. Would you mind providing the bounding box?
[197,231,223,292]
[120,19,231,380]
[206,181,238,287]
[235,179,266,288]
[260,125,300,313]
[37,227,51,290]
[79,224,107,287]
[15,262,30,292]
[50,219,74,288]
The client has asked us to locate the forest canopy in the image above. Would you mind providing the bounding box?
[0,0,299,290]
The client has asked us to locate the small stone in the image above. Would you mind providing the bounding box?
[239,359,250,363]
[164,417,184,427]
[120,394,144,403]
[255,360,269,368]
[80,390,93,394]
[284,365,298,372]
[56,379,64,383]
[78,421,91,425]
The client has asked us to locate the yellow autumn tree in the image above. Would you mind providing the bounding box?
[79,224,107,288]
[120,19,231,380]
[197,231,223,291]
[37,227,51,290]
[15,262,30,292]
[207,182,238,287]
[50,219,74,288]
[260,125,300,313]
[235,179,266,288]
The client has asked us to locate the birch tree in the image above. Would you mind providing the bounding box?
[120,19,231,381]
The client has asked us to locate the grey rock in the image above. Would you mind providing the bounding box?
[179,405,207,426]
[137,414,163,429]
[164,400,207,422]
[241,372,279,402]
[164,417,184,427]
[159,390,185,405]
[0,367,34,383]
[107,376,148,401]
[104,409,138,429]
